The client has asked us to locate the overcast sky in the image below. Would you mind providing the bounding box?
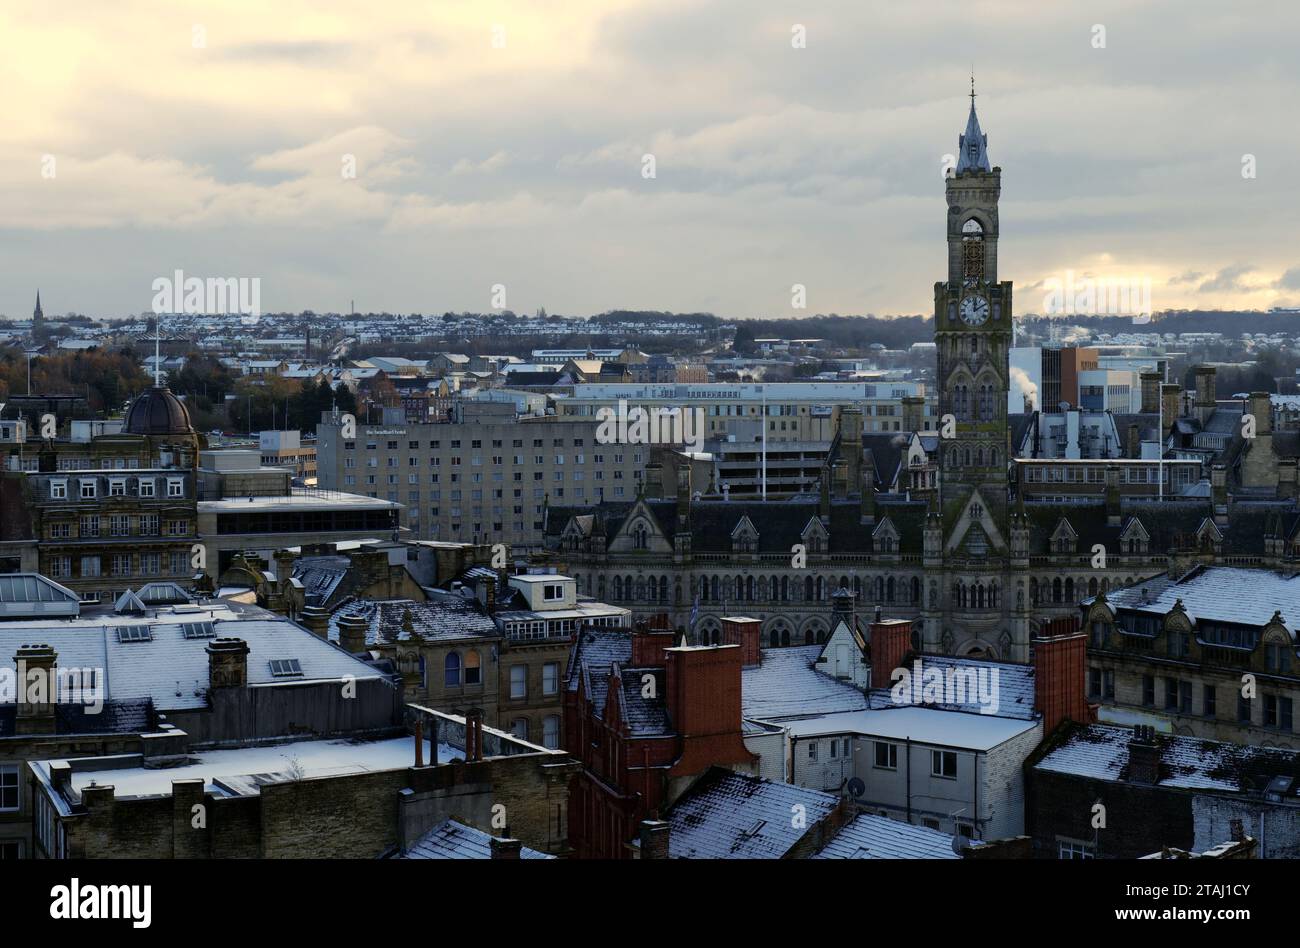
[3,0,1299,321]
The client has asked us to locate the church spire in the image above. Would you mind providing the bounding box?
[956,75,991,173]
[33,290,43,323]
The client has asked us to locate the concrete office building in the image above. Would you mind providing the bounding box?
[315,400,645,550]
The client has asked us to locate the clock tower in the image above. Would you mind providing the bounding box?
[924,83,1025,661]
[935,83,1012,546]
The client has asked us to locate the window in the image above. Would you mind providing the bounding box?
[79,479,96,499]
[873,741,897,770]
[931,750,957,778]
[1204,685,1217,718]
[808,742,818,761]
[1141,675,1155,707]
[510,664,527,699]
[543,583,564,601]
[543,662,559,695]
[0,764,18,812]
[116,626,152,643]
[1059,840,1095,859]
[109,478,126,497]
[181,621,216,639]
[542,715,561,750]
[51,479,67,499]
[511,718,529,741]
[444,652,462,686]
[81,556,101,578]
[1238,693,1252,725]
[1265,695,1294,731]
[268,659,303,677]
[464,650,481,685]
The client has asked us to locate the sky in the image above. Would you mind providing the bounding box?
[3,0,1299,321]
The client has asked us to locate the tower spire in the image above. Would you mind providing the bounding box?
[956,75,990,173]
[154,317,161,387]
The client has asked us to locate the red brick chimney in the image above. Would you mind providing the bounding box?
[665,644,755,777]
[869,620,913,691]
[720,616,761,667]
[1032,616,1091,735]
[631,621,675,667]
[639,819,670,859]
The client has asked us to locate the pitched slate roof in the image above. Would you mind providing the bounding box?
[396,819,553,859]
[663,768,839,859]
[814,812,964,859]
[865,653,1037,720]
[1096,565,1300,635]
[742,645,870,721]
[1035,723,1300,793]
[566,627,671,736]
[0,613,384,714]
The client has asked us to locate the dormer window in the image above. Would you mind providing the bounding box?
[79,479,96,499]
[109,478,126,497]
[50,479,67,500]
[139,478,155,498]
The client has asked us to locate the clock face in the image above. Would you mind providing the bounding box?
[959,294,989,326]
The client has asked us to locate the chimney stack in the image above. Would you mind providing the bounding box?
[1160,383,1182,432]
[299,604,330,638]
[205,638,249,689]
[15,643,57,734]
[902,396,924,434]
[1139,372,1162,414]
[337,613,369,654]
[465,708,485,762]
[665,644,754,777]
[489,836,522,860]
[639,819,671,859]
[482,575,497,615]
[869,619,912,691]
[1127,725,1161,784]
[1194,366,1217,425]
[631,620,675,666]
[720,616,761,667]
[1126,423,1140,460]
[1031,618,1091,735]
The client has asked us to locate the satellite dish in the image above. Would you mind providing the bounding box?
[846,777,866,799]
[951,834,971,855]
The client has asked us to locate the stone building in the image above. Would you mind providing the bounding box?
[1082,565,1300,747]
[541,97,1300,664]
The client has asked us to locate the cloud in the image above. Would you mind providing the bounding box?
[3,0,1300,318]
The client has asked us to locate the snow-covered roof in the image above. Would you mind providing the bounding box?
[814,812,966,859]
[742,645,869,721]
[55,735,452,799]
[0,609,384,712]
[664,768,839,859]
[783,706,1038,752]
[1035,723,1300,793]
[866,654,1038,720]
[396,819,553,859]
[1096,566,1300,632]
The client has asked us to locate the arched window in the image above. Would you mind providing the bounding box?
[710,575,719,601]
[746,575,754,600]
[613,576,623,599]
[1089,577,1098,597]
[770,629,781,648]
[886,576,896,603]
[1053,577,1063,603]
[444,652,461,687]
[465,650,481,685]
[911,577,921,604]
[1065,577,1075,603]
[633,523,648,549]
[511,718,528,741]
[659,576,669,602]
[805,576,814,601]
[781,628,791,647]
[781,576,789,601]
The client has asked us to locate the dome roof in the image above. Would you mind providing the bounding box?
[123,386,194,435]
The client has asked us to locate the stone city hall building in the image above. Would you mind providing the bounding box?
[543,96,1299,663]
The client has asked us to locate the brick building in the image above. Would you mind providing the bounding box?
[563,620,760,858]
